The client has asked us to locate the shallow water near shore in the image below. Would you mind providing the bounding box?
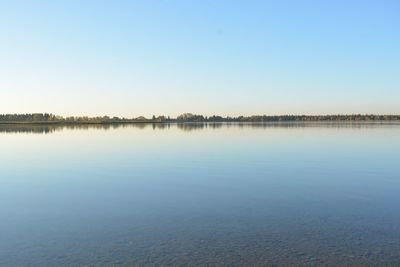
[1,122,400,266]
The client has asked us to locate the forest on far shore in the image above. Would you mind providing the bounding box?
[1,113,400,124]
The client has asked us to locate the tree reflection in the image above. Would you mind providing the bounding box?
[1,121,398,135]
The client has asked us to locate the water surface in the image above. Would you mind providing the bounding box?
[1,123,400,266]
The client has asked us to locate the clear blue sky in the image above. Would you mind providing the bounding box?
[1,0,399,117]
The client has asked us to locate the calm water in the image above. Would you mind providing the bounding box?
[1,123,400,266]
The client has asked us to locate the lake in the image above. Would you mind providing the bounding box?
[1,122,400,266]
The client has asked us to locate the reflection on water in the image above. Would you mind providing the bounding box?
[1,121,399,134]
[1,123,400,266]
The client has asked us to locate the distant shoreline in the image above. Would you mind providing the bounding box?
[1,113,400,124]
[0,121,149,125]
[1,120,400,125]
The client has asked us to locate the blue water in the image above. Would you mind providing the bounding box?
[1,123,400,266]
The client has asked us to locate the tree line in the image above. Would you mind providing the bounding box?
[0,113,400,123]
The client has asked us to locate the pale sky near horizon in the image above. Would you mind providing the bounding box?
[1,0,399,117]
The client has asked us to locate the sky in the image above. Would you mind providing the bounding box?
[0,0,399,117]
